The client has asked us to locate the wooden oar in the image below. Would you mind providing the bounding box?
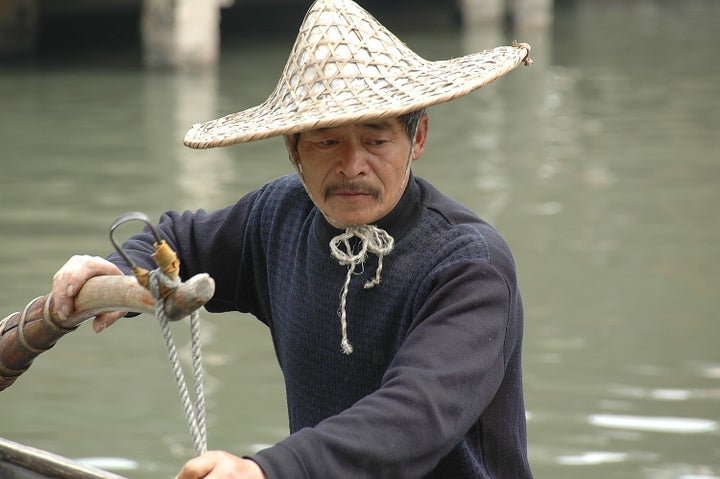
[0,273,215,392]
[0,436,128,479]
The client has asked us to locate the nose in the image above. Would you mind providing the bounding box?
[336,142,370,179]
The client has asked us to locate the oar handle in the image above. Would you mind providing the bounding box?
[0,273,215,392]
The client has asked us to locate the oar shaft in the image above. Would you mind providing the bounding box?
[0,274,214,391]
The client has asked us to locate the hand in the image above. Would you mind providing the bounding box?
[52,254,125,332]
[175,451,268,479]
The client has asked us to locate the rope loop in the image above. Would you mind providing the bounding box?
[108,212,207,455]
[148,269,208,457]
[0,315,9,338]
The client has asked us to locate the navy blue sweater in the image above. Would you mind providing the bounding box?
[111,174,532,478]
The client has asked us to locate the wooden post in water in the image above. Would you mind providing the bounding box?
[141,0,230,69]
[457,0,506,27]
[0,0,37,57]
[509,0,553,28]
[457,0,553,28]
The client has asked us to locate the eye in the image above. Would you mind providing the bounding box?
[365,137,392,147]
[319,139,339,146]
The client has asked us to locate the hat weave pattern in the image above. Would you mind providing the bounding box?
[184,0,531,149]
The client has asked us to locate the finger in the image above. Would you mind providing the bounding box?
[52,257,84,321]
[92,311,127,333]
[175,452,218,479]
[52,255,123,320]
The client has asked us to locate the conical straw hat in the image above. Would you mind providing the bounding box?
[184,0,532,149]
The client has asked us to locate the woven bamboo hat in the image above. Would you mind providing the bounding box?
[184,0,532,149]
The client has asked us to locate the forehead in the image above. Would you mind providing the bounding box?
[307,118,401,135]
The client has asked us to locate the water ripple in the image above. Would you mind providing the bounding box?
[556,451,628,465]
[589,414,718,434]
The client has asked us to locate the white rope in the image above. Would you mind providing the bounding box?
[329,225,394,355]
[148,270,208,456]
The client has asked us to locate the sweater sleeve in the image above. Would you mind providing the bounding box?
[253,258,513,479]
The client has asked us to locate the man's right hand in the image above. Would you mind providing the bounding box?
[175,451,268,479]
[52,255,125,333]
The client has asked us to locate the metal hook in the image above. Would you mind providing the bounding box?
[109,212,164,269]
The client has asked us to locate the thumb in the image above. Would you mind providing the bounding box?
[92,311,126,333]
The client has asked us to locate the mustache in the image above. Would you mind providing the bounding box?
[324,182,381,201]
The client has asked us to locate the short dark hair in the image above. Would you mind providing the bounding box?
[399,108,427,140]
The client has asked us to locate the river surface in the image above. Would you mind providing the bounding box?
[1,1,719,478]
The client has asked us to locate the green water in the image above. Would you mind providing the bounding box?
[1,1,719,478]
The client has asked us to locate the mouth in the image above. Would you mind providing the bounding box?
[334,191,372,199]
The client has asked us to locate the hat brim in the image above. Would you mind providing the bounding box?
[184,44,529,149]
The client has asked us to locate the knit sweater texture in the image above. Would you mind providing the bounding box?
[111,173,533,479]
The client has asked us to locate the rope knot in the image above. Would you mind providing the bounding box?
[148,269,181,299]
[329,225,394,355]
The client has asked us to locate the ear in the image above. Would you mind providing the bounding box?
[284,135,303,174]
[411,114,429,161]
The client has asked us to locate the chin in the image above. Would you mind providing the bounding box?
[325,212,376,229]
[321,201,387,228]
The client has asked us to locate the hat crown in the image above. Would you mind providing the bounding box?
[276,0,422,114]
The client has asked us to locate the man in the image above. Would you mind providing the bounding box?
[53,0,533,477]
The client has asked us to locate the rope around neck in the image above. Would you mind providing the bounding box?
[148,269,208,456]
[329,225,394,355]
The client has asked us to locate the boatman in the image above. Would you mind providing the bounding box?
[52,0,534,477]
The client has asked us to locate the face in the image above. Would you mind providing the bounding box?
[289,115,428,228]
